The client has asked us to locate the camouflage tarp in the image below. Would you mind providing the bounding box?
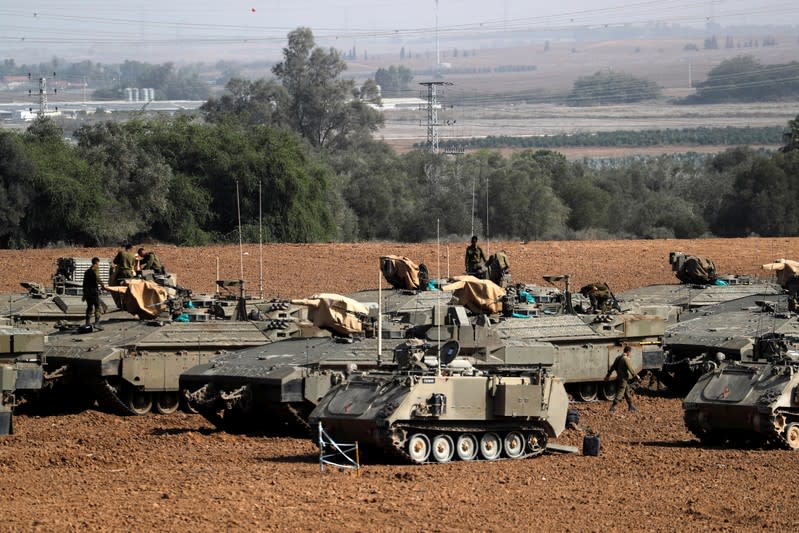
[676,256,717,284]
[442,276,506,315]
[762,259,799,288]
[380,255,421,290]
[291,293,369,335]
[104,279,173,319]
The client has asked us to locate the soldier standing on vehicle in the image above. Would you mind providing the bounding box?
[465,236,487,276]
[112,243,137,283]
[605,346,640,413]
[82,257,106,331]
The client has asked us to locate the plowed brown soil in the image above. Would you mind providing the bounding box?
[2,238,799,532]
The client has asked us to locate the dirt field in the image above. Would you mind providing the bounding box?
[2,238,799,531]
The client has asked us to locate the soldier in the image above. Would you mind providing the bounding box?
[112,243,137,283]
[605,346,640,413]
[82,257,106,331]
[465,236,487,276]
[137,247,165,275]
[580,282,613,312]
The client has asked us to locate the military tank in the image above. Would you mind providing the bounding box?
[180,287,456,432]
[617,252,782,323]
[0,321,45,434]
[659,292,799,393]
[683,333,799,449]
[0,257,115,325]
[39,279,317,416]
[309,338,570,464]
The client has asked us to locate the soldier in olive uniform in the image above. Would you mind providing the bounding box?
[82,257,106,330]
[112,243,137,283]
[137,247,165,275]
[580,282,613,312]
[465,236,487,276]
[605,346,640,413]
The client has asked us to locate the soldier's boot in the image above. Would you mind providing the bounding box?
[93,318,104,331]
[627,400,637,413]
[608,400,618,413]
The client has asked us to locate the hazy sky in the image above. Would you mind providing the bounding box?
[2,0,796,63]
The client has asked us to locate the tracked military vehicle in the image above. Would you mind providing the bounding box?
[183,275,664,436]
[683,333,799,449]
[0,322,45,434]
[181,288,456,432]
[309,338,569,464]
[617,251,781,323]
[1,258,115,325]
[40,279,315,416]
[659,292,799,393]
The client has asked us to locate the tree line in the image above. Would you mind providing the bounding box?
[438,126,785,151]
[2,28,799,248]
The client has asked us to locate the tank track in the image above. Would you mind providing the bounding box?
[383,422,549,464]
[92,379,138,416]
[685,408,798,449]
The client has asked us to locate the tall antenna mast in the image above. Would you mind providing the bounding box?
[435,0,440,77]
[419,81,452,154]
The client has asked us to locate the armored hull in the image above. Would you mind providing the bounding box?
[659,293,799,393]
[425,310,665,402]
[40,295,313,416]
[180,288,453,432]
[309,360,569,464]
[0,323,45,434]
[683,334,799,449]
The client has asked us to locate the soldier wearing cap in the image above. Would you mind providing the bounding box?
[605,345,640,413]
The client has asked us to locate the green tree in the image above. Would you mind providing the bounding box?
[201,78,289,127]
[374,65,414,97]
[567,71,661,106]
[0,131,36,247]
[272,27,383,148]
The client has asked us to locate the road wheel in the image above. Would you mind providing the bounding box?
[407,433,431,464]
[154,391,180,415]
[456,433,478,461]
[431,434,455,463]
[784,423,799,450]
[125,389,152,415]
[527,431,548,457]
[600,381,617,401]
[480,432,502,461]
[503,431,525,459]
[575,382,598,402]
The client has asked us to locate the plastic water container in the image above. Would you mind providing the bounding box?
[583,433,601,456]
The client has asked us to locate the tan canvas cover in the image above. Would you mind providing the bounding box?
[762,259,799,288]
[442,276,506,315]
[104,279,172,319]
[380,255,421,290]
[291,293,369,335]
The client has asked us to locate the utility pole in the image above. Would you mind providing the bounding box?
[28,72,57,117]
[419,81,452,154]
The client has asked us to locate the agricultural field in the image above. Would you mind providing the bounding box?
[2,237,799,531]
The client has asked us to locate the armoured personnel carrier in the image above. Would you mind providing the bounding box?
[0,322,45,434]
[683,333,799,449]
[40,279,315,416]
[309,338,570,464]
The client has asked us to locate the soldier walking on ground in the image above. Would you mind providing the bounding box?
[465,236,487,276]
[82,257,106,331]
[605,346,640,413]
